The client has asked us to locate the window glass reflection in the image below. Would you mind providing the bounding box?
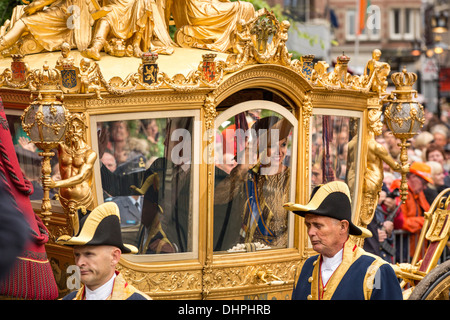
[214,109,294,252]
[311,115,359,199]
[98,117,193,255]
[6,113,60,201]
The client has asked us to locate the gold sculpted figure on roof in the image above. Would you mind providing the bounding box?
[0,0,94,56]
[82,0,174,60]
[170,0,255,52]
[363,49,391,96]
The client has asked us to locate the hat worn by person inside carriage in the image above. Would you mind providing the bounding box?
[284,181,403,300]
[57,202,150,300]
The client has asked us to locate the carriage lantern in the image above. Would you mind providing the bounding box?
[383,68,425,202]
[21,62,69,224]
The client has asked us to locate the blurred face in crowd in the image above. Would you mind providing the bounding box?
[311,163,323,186]
[432,166,445,187]
[427,149,445,166]
[110,121,129,143]
[145,120,159,139]
[433,132,447,148]
[409,174,428,194]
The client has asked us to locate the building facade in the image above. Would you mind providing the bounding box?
[282,0,449,114]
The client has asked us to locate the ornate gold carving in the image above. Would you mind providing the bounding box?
[201,258,298,299]
[426,206,450,243]
[0,44,392,101]
[172,0,255,53]
[0,54,30,88]
[43,112,97,235]
[225,9,292,72]
[70,0,175,60]
[292,49,391,96]
[302,94,313,181]
[363,49,391,97]
[203,94,217,131]
[358,102,405,227]
[117,264,202,297]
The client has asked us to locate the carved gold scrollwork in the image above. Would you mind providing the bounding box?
[117,264,203,298]
[0,37,393,100]
[302,94,313,181]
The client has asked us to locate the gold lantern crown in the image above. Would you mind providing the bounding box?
[390,67,418,100]
[31,61,61,90]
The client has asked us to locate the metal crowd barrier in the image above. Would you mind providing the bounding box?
[392,229,450,264]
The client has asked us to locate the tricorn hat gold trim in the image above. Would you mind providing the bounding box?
[56,202,138,254]
[284,181,371,238]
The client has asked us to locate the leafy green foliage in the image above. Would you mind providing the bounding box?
[0,0,21,26]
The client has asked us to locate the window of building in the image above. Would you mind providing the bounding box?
[284,0,309,21]
[389,8,419,41]
[345,8,381,41]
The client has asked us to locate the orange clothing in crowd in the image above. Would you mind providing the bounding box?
[400,182,430,258]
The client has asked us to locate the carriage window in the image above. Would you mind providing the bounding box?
[311,113,360,201]
[94,114,197,258]
[214,104,297,253]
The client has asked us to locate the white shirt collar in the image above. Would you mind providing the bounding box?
[321,248,343,285]
[85,273,116,300]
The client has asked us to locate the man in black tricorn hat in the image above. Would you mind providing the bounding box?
[284,181,402,300]
[57,202,150,300]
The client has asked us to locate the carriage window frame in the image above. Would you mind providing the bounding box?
[90,109,201,263]
[213,100,298,253]
[311,108,363,219]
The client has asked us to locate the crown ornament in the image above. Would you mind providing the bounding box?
[30,61,62,93]
[142,51,159,64]
[390,67,418,101]
[35,62,61,86]
[202,53,217,62]
[337,53,350,65]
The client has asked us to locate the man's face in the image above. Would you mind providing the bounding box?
[73,245,121,291]
[305,214,348,258]
[409,174,427,194]
[101,152,117,172]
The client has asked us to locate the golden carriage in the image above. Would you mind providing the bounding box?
[0,0,448,300]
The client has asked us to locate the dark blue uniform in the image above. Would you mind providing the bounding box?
[292,240,403,300]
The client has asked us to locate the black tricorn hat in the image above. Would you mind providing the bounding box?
[283,181,371,238]
[56,202,138,253]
